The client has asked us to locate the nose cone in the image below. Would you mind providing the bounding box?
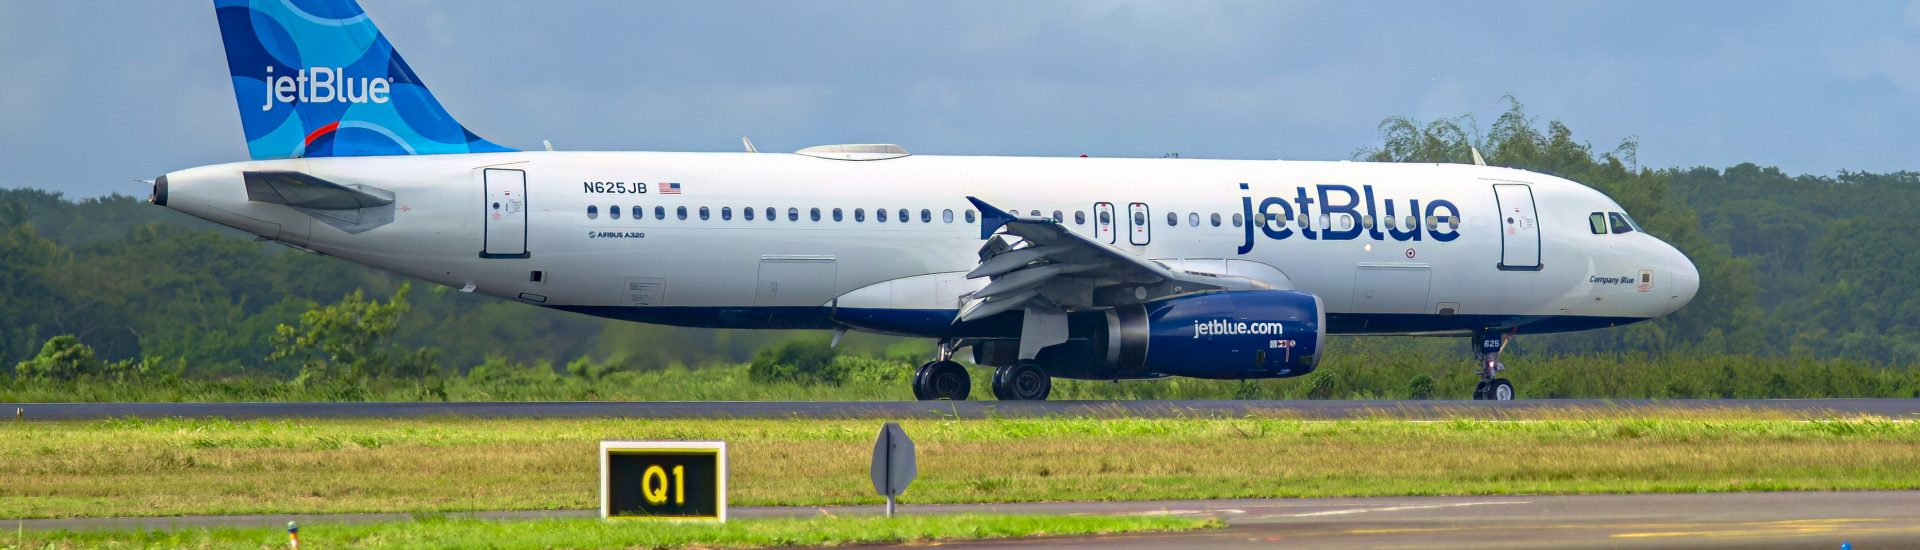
[1667,245,1699,315]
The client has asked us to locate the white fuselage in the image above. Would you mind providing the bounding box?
[159,151,1697,338]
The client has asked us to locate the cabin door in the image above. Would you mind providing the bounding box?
[481,168,529,258]
[1492,183,1540,270]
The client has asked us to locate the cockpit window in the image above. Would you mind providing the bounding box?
[1608,212,1634,234]
[1588,212,1608,235]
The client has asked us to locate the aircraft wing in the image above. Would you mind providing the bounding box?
[958,197,1255,322]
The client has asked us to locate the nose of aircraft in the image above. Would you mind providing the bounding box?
[1667,244,1699,315]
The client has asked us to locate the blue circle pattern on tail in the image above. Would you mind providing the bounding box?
[214,0,515,160]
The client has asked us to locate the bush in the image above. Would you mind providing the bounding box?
[1407,374,1436,400]
[566,355,626,382]
[14,335,101,381]
[748,337,843,385]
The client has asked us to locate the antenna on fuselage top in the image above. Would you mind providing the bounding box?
[1470,146,1487,166]
[543,140,555,152]
[742,136,759,153]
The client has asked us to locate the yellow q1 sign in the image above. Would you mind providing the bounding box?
[600,441,727,521]
[641,465,685,505]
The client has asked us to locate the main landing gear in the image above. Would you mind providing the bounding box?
[912,340,1054,401]
[1472,330,1516,401]
[990,361,1052,401]
[913,342,971,401]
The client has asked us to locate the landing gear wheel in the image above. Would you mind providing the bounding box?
[1488,378,1514,401]
[991,361,1052,401]
[1472,380,1490,400]
[912,360,970,401]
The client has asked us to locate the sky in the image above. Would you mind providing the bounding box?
[5,1,1920,198]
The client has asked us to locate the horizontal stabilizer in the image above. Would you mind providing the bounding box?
[244,171,394,210]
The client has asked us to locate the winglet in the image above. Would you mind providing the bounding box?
[967,196,1014,240]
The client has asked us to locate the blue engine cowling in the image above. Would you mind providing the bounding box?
[1034,290,1325,380]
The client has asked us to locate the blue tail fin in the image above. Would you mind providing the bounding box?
[213,0,514,160]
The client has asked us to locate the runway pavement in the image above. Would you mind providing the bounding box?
[14,492,1918,548]
[11,398,1920,420]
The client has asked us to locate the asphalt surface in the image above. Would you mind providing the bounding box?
[11,398,1920,420]
[14,492,1918,548]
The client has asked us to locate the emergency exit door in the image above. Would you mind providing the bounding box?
[1127,202,1151,245]
[1093,202,1116,243]
[482,168,529,258]
[1492,183,1539,270]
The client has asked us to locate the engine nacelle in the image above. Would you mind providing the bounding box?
[1035,290,1325,380]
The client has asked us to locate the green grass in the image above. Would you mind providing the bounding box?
[4,414,1919,519]
[3,514,1216,549]
[9,348,1920,403]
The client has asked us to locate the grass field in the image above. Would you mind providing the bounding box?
[4,411,1919,519]
[2,514,1214,549]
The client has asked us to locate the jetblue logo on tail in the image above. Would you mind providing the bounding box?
[214,0,514,159]
[260,67,390,111]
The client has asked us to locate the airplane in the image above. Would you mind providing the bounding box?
[154,0,1698,401]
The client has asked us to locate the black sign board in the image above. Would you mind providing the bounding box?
[599,441,727,520]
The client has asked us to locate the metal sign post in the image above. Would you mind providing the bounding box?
[869,422,917,517]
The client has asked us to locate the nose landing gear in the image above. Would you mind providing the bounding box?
[1472,330,1516,401]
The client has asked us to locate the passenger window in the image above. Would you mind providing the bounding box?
[1609,212,1634,234]
[765,207,774,221]
[1588,212,1607,234]
[1030,210,1042,217]
[810,208,821,222]
[655,206,665,220]
[1210,213,1220,227]
[1074,211,1086,225]
[744,207,755,221]
[1231,213,1242,227]
[855,208,866,222]
[832,208,843,222]
[1166,212,1178,226]
[1099,210,1111,225]
[1190,213,1201,227]
[921,209,932,223]
[587,205,599,220]
[943,209,955,223]
[899,208,909,223]
[967,210,977,223]
[676,206,687,220]
[788,207,799,222]
[1051,210,1062,222]
[721,207,732,220]
[699,206,710,220]
[609,205,621,220]
[878,208,889,222]
[1133,211,1146,226]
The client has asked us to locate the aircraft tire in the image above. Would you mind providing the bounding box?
[1472,380,1490,400]
[914,360,970,401]
[1489,378,1515,401]
[992,361,1052,401]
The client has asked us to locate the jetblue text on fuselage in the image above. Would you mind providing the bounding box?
[260,66,391,111]
[1193,319,1287,338]
[1237,183,1462,254]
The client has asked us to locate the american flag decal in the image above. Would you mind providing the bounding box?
[661,182,682,194]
